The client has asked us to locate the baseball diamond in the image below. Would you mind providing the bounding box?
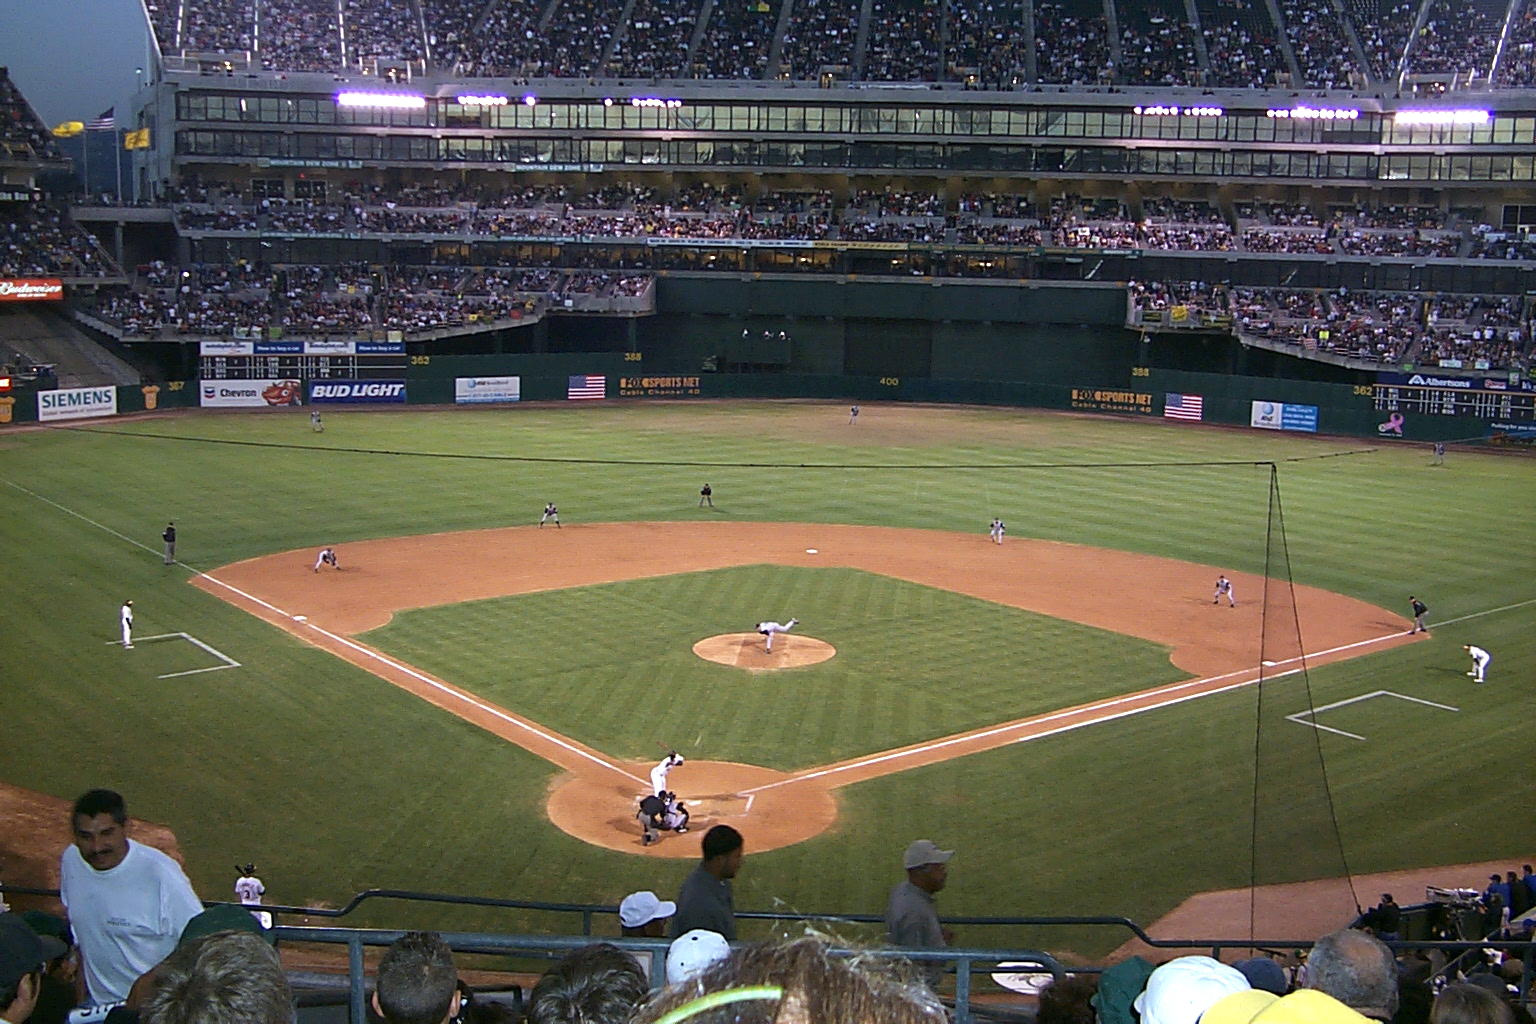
[195,522,1415,855]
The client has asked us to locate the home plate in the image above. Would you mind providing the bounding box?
[806,548,818,554]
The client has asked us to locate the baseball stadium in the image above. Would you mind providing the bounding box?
[2,1,1536,1020]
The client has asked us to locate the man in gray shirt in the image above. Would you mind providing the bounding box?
[885,839,954,986]
[669,825,743,940]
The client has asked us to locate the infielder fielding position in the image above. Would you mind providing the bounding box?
[757,618,798,653]
[314,547,340,572]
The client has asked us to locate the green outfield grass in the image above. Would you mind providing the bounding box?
[2,401,1532,955]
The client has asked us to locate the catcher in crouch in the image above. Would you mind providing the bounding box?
[637,791,689,845]
[756,617,798,653]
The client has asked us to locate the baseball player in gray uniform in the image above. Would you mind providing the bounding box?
[757,618,798,653]
[989,518,1005,545]
[1213,575,1236,607]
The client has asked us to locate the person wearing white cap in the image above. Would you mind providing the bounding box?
[618,890,675,980]
[885,840,954,987]
[665,929,730,986]
[1133,956,1251,1024]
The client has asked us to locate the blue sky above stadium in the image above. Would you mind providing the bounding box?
[0,0,152,129]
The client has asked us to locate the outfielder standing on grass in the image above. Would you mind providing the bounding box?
[120,600,134,649]
[161,521,176,565]
[699,483,713,507]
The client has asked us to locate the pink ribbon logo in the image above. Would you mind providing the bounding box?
[1377,412,1405,436]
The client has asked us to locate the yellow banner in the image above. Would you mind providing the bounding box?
[123,128,151,150]
[52,121,84,138]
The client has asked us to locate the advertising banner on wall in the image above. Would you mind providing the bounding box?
[1251,401,1319,432]
[1068,387,1154,415]
[201,380,304,407]
[309,379,407,404]
[0,278,64,302]
[616,375,703,398]
[454,376,521,404]
[38,385,117,421]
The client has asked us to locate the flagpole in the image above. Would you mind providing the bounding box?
[115,129,123,203]
[82,133,90,199]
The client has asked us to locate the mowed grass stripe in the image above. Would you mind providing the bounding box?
[361,566,1186,769]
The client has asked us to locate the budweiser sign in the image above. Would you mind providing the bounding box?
[0,279,64,302]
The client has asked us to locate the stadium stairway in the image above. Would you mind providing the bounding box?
[0,306,142,388]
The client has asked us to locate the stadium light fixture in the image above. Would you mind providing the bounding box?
[522,93,538,106]
[456,94,509,106]
[335,91,426,109]
[1132,105,1223,116]
[1265,105,1359,120]
[1393,109,1491,125]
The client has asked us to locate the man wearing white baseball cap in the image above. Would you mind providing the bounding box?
[885,840,954,987]
[618,891,676,980]
[665,930,731,986]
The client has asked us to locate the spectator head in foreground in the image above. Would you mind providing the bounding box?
[1206,987,1373,1024]
[1429,982,1514,1024]
[527,943,646,1024]
[0,913,67,1024]
[1306,929,1399,1021]
[902,840,952,893]
[636,936,945,1024]
[142,932,292,1024]
[71,789,129,871]
[1035,973,1099,1024]
[702,826,743,877]
[373,932,459,1024]
[619,892,676,938]
[666,930,731,986]
[1133,956,1251,1024]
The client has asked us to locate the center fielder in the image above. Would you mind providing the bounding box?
[650,751,684,796]
[757,617,798,653]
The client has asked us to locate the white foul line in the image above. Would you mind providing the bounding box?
[8,479,641,785]
[740,628,1421,794]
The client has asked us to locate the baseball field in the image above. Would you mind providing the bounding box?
[2,400,1533,959]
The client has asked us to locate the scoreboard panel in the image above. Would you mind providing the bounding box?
[1373,372,1536,422]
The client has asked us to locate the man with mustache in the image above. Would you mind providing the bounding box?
[58,790,203,1007]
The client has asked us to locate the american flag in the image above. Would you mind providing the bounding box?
[87,108,116,130]
[567,374,606,400]
[1163,393,1204,421]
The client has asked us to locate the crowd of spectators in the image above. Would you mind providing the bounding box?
[1495,2,1536,86]
[778,0,860,80]
[1034,0,1111,84]
[1199,0,1287,88]
[861,0,944,82]
[13,791,1536,1024]
[1117,0,1204,86]
[0,69,62,162]
[1131,279,1225,316]
[90,260,654,339]
[1403,0,1501,76]
[0,206,119,278]
[1279,0,1360,88]
[136,0,1527,84]
[694,0,780,81]
[1357,0,1417,81]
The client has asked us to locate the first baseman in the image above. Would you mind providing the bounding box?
[1464,644,1491,683]
[989,518,1005,545]
[757,617,798,653]
[120,599,134,649]
[314,546,340,572]
[650,752,684,796]
[1213,575,1236,607]
[540,502,561,527]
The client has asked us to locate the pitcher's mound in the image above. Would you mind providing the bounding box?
[693,633,836,670]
